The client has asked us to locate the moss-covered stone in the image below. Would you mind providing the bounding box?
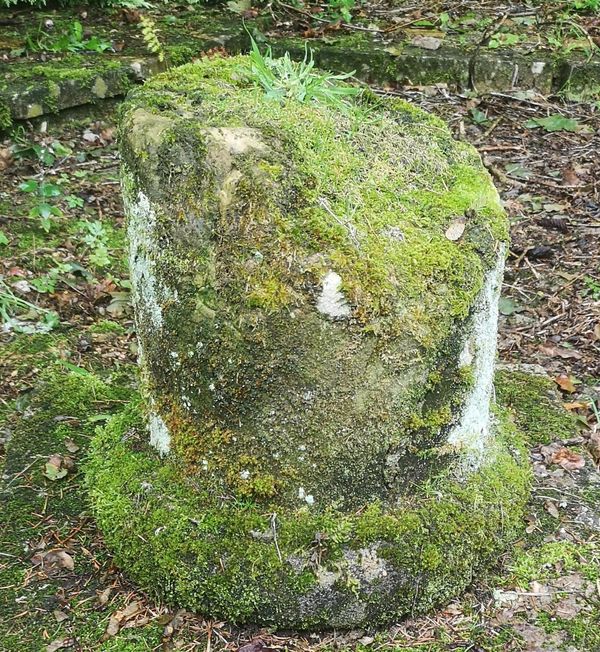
[84,54,528,627]
[117,54,509,504]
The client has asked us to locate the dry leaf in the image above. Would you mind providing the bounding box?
[44,550,75,571]
[0,147,13,171]
[550,447,585,471]
[554,374,577,393]
[103,600,142,639]
[562,167,581,186]
[445,217,466,241]
[539,344,581,360]
[544,500,560,519]
[563,401,589,410]
[64,438,80,453]
[98,586,112,605]
[53,609,69,623]
[46,639,73,652]
[587,429,600,467]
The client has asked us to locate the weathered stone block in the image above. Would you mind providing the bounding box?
[87,54,531,627]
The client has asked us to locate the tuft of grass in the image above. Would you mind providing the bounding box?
[246,38,362,109]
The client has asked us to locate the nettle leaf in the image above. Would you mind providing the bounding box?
[525,115,579,133]
[40,182,62,198]
[0,230,8,246]
[19,179,38,193]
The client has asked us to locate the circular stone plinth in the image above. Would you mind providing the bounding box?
[87,54,530,627]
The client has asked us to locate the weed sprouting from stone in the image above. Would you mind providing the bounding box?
[246,37,362,109]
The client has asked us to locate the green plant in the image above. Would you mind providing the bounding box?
[488,32,521,49]
[246,38,361,108]
[0,278,59,333]
[325,0,356,23]
[18,179,64,232]
[568,0,600,12]
[139,16,166,63]
[30,263,72,294]
[77,219,111,269]
[26,20,111,54]
[583,275,600,299]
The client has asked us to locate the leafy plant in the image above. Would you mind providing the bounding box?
[325,0,356,23]
[27,21,111,54]
[77,219,111,269]
[19,179,64,231]
[246,38,361,109]
[568,0,600,12]
[525,114,580,132]
[488,32,521,49]
[584,275,600,300]
[139,16,165,63]
[13,139,71,166]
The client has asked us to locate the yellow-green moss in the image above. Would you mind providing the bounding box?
[85,400,530,628]
[120,54,507,349]
[494,368,580,445]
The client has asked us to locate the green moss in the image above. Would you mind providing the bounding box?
[0,97,11,129]
[90,319,127,335]
[0,369,136,651]
[536,610,600,650]
[506,541,600,587]
[494,369,580,445]
[121,54,506,347]
[85,400,531,628]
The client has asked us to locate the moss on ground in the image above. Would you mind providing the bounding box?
[494,368,581,444]
[0,369,137,651]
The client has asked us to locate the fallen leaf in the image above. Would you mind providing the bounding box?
[32,549,75,573]
[97,586,112,605]
[587,429,600,467]
[563,167,581,186]
[562,401,589,411]
[64,438,80,453]
[555,374,578,393]
[103,600,142,639]
[47,639,73,652]
[43,454,68,481]
[238,639,267,652]
[550,447,585,471]
[53,609,69,623]
[544,500,560,519]
[539,344,582,360]
[0,147,13,171]
[445,217,466,241]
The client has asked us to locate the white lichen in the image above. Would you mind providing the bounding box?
[148,411,171,456]
[316,271,351,318]
[447,248,506,469]
[125,188,176,334]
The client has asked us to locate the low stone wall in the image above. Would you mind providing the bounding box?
[1,7,599,129]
